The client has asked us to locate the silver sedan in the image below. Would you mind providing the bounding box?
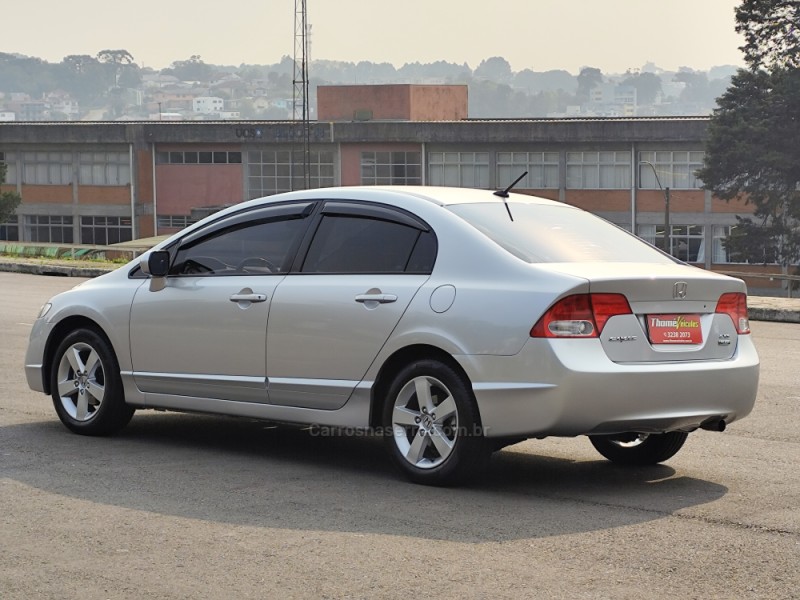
[24,186,759,485]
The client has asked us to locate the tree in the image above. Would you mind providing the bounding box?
[0,163,22,227]
[164,55,213,82]
[474,57,512,84]
[97,49,135,86]
[57,55,107,105]
[620,71,663,105]
[736,0,800,69]
[698,1,800,274]
[576,67,603,103]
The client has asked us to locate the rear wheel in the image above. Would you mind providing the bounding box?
[50,328,134,436]
[589,432,689,465]
[382,359,488,486]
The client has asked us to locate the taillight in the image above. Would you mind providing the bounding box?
[531,293,632,338]
[715,292,750,334]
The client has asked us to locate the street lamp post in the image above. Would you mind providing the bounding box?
[640,160,670,254]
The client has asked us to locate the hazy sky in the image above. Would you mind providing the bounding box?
[5,0,745,73]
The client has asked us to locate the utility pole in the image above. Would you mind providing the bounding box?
[640,160,671,254]
[293,0,311,189]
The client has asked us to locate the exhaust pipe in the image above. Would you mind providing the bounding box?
[700,418,727,432]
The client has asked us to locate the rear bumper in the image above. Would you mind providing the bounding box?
[459,336,760,438]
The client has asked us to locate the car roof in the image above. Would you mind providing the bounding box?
[236,186,569,213]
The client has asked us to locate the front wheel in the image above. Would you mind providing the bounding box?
[50,328,134,436]
[382,359,488,486]
[589,431,689,465]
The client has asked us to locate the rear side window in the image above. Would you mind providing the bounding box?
[302,215,435,274]
[449,202,675,264]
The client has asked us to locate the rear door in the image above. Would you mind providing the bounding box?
[266,201,437,409]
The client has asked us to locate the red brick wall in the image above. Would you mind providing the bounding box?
[19,185,72,203]
[77,186,131,205]
[409,86,468,121]
[155,164,243,213]
[318,85,467,121]
[636,189,704,213]
[564,190,632,212]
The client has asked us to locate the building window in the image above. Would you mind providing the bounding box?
[497,152,559,189]
[21,151,72,185]
[428,152,489,188]
[156,151,242,165]
[157,215,197,229]
[24,215,74,243]
[639,151,704,189]
[638,224,705,262]
[567,151,631,189]
[361,151,422,185]
[0,151,17,184]
[80,216,133,245]
[0,215,19,241]
[79,151,131,185]
[712,225,732,264]
[247,150,335,198]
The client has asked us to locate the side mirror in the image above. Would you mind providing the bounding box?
[140,250,170,278]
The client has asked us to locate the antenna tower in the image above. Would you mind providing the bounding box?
[293,0,311,188]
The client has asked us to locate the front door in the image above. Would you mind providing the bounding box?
[130,202,313,402]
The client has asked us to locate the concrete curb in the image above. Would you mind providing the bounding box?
[0,260,115,278]
[747,306,800,324]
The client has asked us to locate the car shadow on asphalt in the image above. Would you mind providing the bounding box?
[2,413,729,543]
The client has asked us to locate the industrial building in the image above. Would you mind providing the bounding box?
[0,84,763,281]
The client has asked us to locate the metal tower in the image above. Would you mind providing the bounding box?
[293,0,311,188]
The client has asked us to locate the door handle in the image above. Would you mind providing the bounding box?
[355,293,397,304]
[229,293,267,303]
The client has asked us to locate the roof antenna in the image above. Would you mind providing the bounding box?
[493,170,527,222]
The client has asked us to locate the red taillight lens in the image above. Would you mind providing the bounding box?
[715,292,750,334]
[531,293,632,338]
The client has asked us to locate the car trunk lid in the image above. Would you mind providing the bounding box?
[535,262,748,362]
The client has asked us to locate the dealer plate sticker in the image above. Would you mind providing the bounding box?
[647,314,703,344]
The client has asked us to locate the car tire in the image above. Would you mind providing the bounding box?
[382,359,488,486]
[50,328,134,436]
[589,431,689,465]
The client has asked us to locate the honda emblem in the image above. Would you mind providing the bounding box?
[673,281,688,299]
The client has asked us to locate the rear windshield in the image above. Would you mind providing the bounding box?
[448,202,675,264]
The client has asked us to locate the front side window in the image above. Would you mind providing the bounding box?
[170,211,310,276]
[302,215,435,274]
